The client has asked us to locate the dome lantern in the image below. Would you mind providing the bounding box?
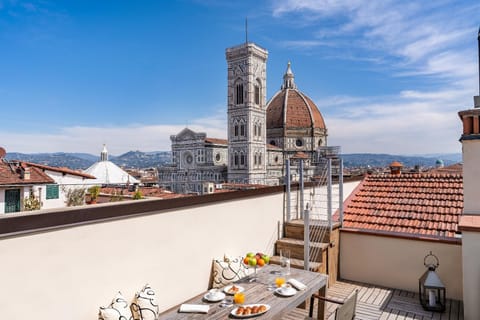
[282,62,297,90]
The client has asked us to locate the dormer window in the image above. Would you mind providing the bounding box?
[235,83,244,104]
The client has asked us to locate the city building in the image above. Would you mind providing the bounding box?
[159,42,328,193]
[84,145,139,185]
[0,148,96,213]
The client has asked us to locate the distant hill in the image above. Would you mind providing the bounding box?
[6,150,171,170]
[5,152,94,169]
[113,151,171,168]
[5,151,460,170]
[342,153,460,168]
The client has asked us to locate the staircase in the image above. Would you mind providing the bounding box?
[270,219,338,274]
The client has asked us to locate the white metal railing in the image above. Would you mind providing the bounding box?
[285,151,343,270]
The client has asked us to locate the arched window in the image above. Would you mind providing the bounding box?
[235,83,244,104]
[234,125,239,137]
[240,124,245,136]
[255,79,262,106]
[240,154,245,165]
[254,85,260,105]
[259,153,262,165]
[234,154,239,166]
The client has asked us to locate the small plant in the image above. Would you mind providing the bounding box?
[109,189,123,202]
[88,185,101,203]
[65,188,86,207]
[133,190,143,200]
[23,193,42,211]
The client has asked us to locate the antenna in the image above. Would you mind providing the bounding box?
[245,17,248,44]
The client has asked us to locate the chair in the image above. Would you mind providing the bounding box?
[307,289,358,320]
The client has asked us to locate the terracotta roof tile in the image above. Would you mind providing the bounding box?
[342,173,463,240]
[22,161,96,179]
[266,89,326,130]
[205,138,228,145]
[0,160,54,185]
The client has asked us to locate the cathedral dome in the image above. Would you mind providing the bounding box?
[266,62,326,130]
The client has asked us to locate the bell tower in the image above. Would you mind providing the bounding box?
[226,42,268,184]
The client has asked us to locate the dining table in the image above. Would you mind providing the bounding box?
[158,264,328,319]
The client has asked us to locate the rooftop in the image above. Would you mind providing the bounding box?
[342,173,463,241]
[0,160,54,185]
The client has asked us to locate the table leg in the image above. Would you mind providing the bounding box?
[316,285,326,319]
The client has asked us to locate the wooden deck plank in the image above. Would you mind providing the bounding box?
[294,280,463,320]
[373,288,392,306]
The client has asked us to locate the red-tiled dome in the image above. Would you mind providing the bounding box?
[266,62,326,130]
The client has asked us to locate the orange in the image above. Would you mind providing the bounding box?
[257,258,265,267]
[243,257,250,265]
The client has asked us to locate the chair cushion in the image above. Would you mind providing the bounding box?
[98,292,133,320]
[211,255,251,288]
[131,284,159,320]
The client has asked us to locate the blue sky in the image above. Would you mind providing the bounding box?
[0,0,478,156]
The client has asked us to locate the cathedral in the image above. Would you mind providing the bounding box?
[159,41,328,194]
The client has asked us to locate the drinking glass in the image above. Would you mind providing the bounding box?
[280,249,291,275]
[275,277,286,288]
[233,292,245,305]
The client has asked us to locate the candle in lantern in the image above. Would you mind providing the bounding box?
[428,290,436,306]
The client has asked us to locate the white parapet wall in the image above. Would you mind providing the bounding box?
[340,231,463,300]
[0,192,283,320]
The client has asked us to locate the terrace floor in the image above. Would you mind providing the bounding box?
[284,279,463,320]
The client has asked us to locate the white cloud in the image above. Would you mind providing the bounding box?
[272,0,479,81]
[270,0,477,155]
[320,85,468,154]
[2,112,227,155]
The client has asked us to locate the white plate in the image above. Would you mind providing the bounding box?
[223,285,245,295]
[203,291,226,302]
[275,287,297,297]
[231,304,271,318]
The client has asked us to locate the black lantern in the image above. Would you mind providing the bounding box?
[419,251,446,312]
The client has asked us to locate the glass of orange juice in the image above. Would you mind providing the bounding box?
[233,292,245,305]
[275,277,286,287]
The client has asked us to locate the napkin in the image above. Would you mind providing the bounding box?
[288,279,307,291]
[179,304,210,313]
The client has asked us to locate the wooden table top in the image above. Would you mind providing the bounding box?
[158,264,328,319]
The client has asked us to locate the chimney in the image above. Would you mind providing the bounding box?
[389,161,403,175]
[22,166,31,180]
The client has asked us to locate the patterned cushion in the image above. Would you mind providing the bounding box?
[211,255,251,288]
[98,292,133,320]
[130,284,159,320]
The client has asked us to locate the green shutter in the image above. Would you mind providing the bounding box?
[46,184,59,199]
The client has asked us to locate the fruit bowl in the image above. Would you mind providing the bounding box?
[242,252,270,282]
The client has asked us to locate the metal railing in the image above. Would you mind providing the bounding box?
[285,147,343,270]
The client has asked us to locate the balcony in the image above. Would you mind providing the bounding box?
[0,184,465,319]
